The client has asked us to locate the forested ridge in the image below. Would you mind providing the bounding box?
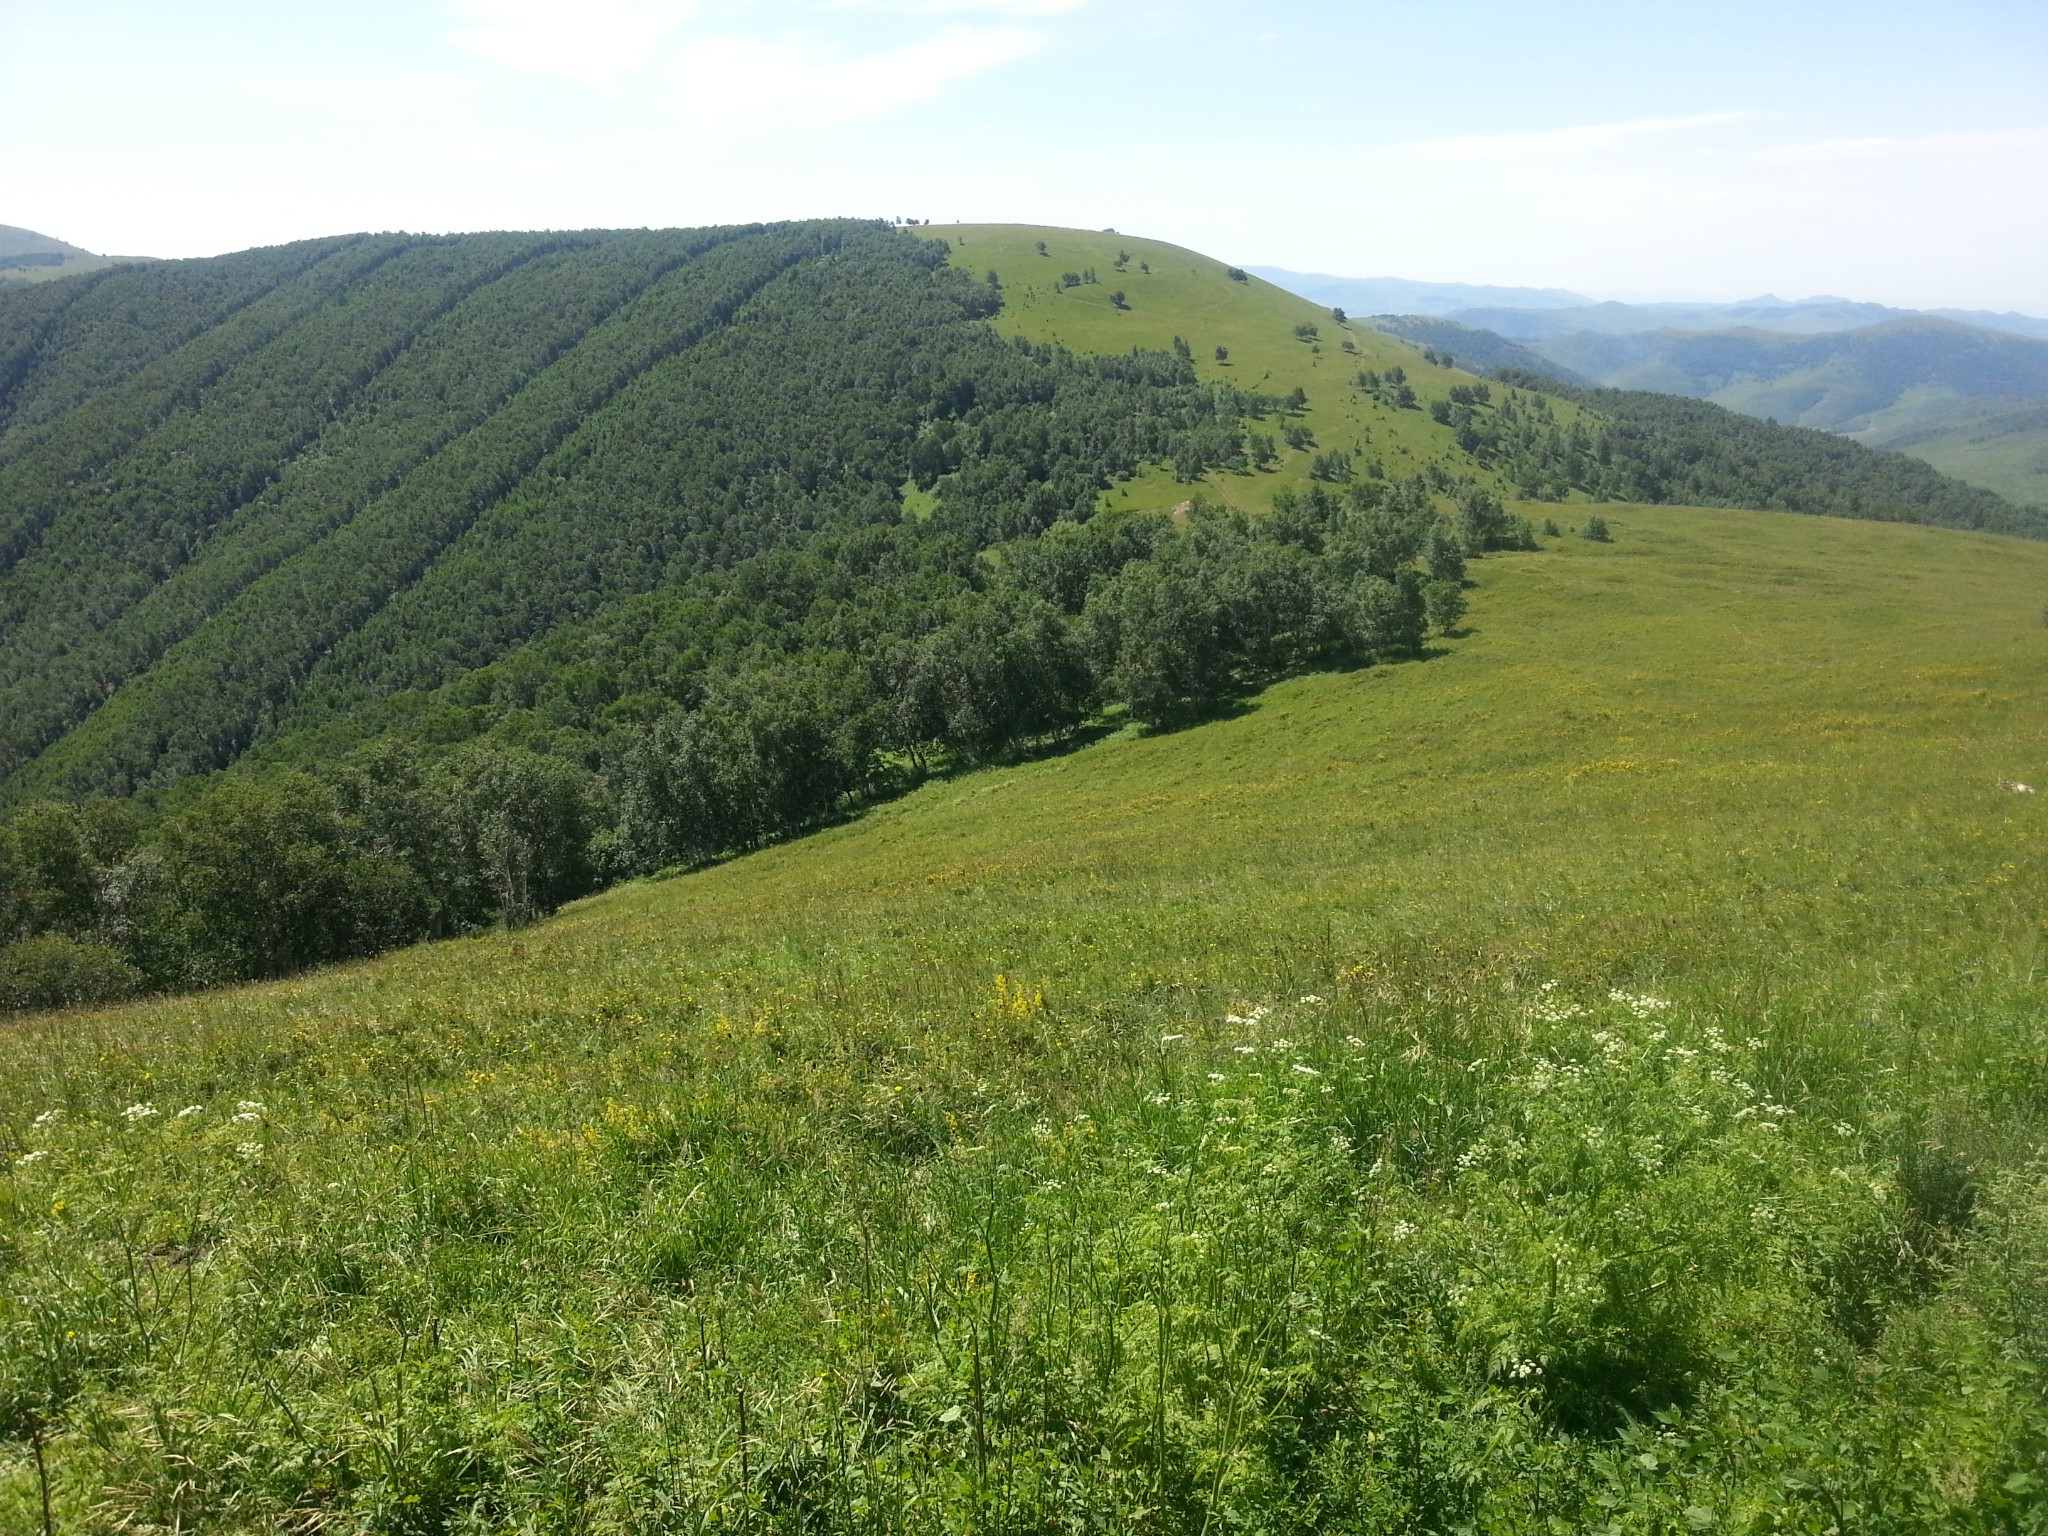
[1,220,2040,1009]
[1486,370,2048,533]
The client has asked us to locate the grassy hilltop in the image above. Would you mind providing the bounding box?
[6,504,2048,1529]
[940,224,1511,515]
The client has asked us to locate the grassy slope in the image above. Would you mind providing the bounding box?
[8,505,2048,1524]
[1850,389,2048,508]
[938,224,1538,514]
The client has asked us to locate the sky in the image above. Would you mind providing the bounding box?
[6,0,2047,312]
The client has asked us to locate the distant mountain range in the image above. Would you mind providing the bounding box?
[1443,296,2048,345]
[1252,266,2048,343]
[1256,265,2048,507]
[1244,268,1593,316]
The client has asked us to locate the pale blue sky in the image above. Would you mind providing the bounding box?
[6,0,2046,310]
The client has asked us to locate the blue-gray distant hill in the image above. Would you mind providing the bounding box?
[1450,295,2048,344]
[1357,315,1592,386]
[1246,267,1591,317]
[1256,265,2048,506]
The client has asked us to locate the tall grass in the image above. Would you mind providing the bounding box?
[4,506,2047,1531]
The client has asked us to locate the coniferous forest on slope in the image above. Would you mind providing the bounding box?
[1,220,2043,1012]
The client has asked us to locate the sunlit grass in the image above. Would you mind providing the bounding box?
[940,224,1559,520]
[4,506,2048,1529]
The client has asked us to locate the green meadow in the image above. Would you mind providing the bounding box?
[6,504,2047,1530]
[940,225,1538,517]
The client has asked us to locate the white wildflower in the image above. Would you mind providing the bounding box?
[1160,1033,1185,1044]
[174,1105,203,1119]
[236,1141,264,1160]
[236,1101,265,1113]
[1291,1063,1321,1077]
[1147,1092,1172,1106]
[1207,1072,1225,1082]
[1233,1045,1257,1056]
[15,1150,49,1166]
[32,1109,64,1128]
[1508,1358,1544,1380]
[122,1103,158,1123]
[231,1111,262,1124]
[1389,1220,1416,1241]
[1298,995,1326,1006]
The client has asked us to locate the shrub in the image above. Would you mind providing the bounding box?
[0,934,142,1011]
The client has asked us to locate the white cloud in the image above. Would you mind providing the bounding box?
[448,0,699,89]
[1749,127,2048,165]
[1413,111,1755,162]
[827,0,1091,12]
[664,26,1037,138]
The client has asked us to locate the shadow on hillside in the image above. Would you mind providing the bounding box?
[642,645,1463,886]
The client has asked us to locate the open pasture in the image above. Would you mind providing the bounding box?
[4,506,2048,1530]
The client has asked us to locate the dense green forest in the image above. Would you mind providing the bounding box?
[1484,372,2048,534]
[1,221,2041,1009]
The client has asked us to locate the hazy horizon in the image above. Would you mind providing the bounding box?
[6,0,2045,313]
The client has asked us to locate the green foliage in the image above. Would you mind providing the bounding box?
[1489,372,2048,536]
[0,934,140,1011]
[4,509,2048,1528]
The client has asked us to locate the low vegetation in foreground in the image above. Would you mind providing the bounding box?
[4,507,2047,1532]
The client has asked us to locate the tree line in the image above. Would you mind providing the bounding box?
[0,474,1495,1010]
[1478,373,2048,536]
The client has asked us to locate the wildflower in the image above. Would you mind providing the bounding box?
[1291,1063,1321,1077]
[121,1103,158,1123]
[32,1109,64,1128]
[1507,1358,1544,1380]
[1389,1220,1416,1241]
[15,1150,48,1166]
[1271,1038,1293,1050]
[174,1105,203,1119]
[1233,1045,1257,1055]
[1147,1092,1172,1105]
[231,1111,262,1124]
[1159,1033,1186,1044]
[236,1101,264,1113]
[236,1141,263,1160]
[1345,1035,1366,1049]
[1298,995,1326,1006]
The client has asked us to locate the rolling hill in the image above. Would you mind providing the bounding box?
[1251,266,2048,504]
[0,224,128,286]
[4,217,2048,1527]
[5,502,2046,1530]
